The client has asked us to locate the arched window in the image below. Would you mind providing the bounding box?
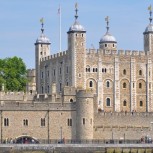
[139,70,142,75]
[89,81,93,87]
[123,69,126,75]
[106,81,110,88]
[70,99,73,102]
[105,68,107,73]
[47,86,49,93]
[102,68,104,72]
[139,83,142,89]
[123,82,126,88]
[123,100,127,106]
[140,101,143,107]
[106,98,110,106]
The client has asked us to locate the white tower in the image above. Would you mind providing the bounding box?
[35,20,51,94]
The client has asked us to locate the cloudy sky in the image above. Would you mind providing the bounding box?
[0,0,152,68]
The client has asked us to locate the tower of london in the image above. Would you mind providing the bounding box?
[0,4,153,143]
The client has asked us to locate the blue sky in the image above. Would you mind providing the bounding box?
[0,0,152,68]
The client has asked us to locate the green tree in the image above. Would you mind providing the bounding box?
[0,56,27,91]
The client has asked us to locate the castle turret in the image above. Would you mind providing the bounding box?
[99,16,117,50]
[144,5,153,54]
[76,90,94,140]
[67,3,86,89]
[35,19,51,94]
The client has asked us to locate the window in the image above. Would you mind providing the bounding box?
[105,44,107,47]
[66,82,69,86]
[82,34,84,37]
[41,86,44,94]
[89,81,93,87]
[83,118,85,125]
[47,86,49,93]
[41,118,45,126]
[60,83,62,91]
[113,44,115,47]
[4,118,9,126]
[140,101,143,107]
[123,100,127,106]
[123,82,126,88]
[139,70,142,76]
[133,83,135,88]
[123,69,126,75]
[106,81,110,88]
[23,119,28,126]
[47,71,49,77]
[53,69,56,76]
[139,83,142,89]
[86,67,90,72]
[106,98,111,106]
[68,118,72,126]
[76,34,77,37]
[70,99,73,102]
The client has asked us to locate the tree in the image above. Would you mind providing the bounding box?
[0,56,27,91]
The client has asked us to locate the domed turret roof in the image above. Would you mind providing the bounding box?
[100,32,117,43]
[100,16,117,43]
[35,19,50,44]
[145,24,153,33]
[68,3,86,33]
[144,6,153,33]
[69,21,85,32]
[36,33,50,44]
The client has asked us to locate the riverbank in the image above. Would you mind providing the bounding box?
[0,144,153,153]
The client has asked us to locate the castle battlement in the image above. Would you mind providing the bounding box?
[41,50,69,62]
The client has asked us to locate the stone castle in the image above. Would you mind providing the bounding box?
[0,4,153,143]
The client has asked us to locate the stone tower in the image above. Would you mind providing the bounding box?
[144,6,153,54]
[76,90,94,140]
[35,20,51,94]
[99,16,117,50]
[67,4,86,89]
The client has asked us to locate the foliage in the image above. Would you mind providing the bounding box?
[0,56,27,91]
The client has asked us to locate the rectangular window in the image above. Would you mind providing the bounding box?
[83,118,85,125]
[68,118,72,126]
[4,118,9,126]
[41,118,45,127]
[23,119,28,126]
[53,69,56,76]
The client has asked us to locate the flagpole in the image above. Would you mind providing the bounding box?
[59,5,61,52]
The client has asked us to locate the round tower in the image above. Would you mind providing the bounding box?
[76,90,94,140]
[35,19,51,94]
[143,5,153,54]
[99,16,117,50]
[67,3,86,89]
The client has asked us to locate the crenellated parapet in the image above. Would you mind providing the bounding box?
[86,48,146,57]
[40,50,69,62]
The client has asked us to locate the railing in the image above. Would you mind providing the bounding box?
[3,138,152,144]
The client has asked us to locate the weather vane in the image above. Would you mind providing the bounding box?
[75,3,78,21]
[40,17,44,33]
[148,5,152,24]
[105,16,109,33]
